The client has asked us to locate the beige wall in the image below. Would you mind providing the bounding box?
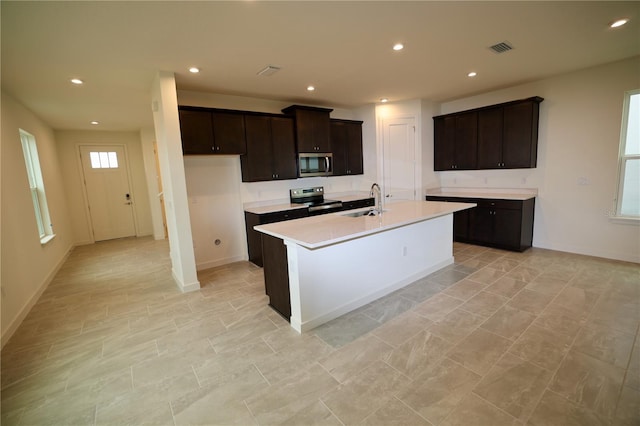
[1,92,74,346]
[436,56,640,263]
[55,130,154,244]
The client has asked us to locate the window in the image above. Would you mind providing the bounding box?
[616,90,640,218]
[89,151,119,169]
[20,130,53,242]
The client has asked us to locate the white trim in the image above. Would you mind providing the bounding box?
[171,268,200,293]
[615,89,640,217]
[296,258,452,332]
[40,234,56,245]
[609,216,640,226]
[196,255,247,271]
[1,245,73,349]
[532,240,639,264]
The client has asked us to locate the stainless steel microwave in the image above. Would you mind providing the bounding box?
[298,153,333,177]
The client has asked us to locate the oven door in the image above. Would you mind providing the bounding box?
[299,153,333,177]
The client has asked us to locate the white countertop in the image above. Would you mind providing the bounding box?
[426,187,537,201]
[254,200,475,249]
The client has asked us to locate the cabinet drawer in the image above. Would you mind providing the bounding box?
[261,208,309,224]
[475,199,522,210]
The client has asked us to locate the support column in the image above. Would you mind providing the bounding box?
[150,71,199,292]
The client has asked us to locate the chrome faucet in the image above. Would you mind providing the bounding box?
[370,183,382,215]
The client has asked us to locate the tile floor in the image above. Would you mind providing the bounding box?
[1,236,639,425]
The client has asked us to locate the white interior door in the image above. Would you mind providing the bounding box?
[79,145,136,241]
[383,117,416,202]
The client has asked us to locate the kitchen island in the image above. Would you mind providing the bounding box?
[254,200,475,332]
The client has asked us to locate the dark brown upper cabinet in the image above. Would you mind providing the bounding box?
[330,119,364,176]
[434,111,478,170]
[282,105,333,152]
[241,114,297,182]
[434,96,543,171]
[502,100,540,168]
[477,106,503,169]
[178,106,247,155]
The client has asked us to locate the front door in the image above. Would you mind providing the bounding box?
[79,145,136,241]
[383,117,416,202]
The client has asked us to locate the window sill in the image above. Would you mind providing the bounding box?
[609,216,640,226]
[40,234,56,245]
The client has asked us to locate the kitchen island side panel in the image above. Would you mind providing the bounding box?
[285,214,453,332]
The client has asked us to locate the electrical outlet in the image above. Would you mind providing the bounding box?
[577,177,590,186]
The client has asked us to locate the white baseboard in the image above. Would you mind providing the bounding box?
[171,268,200,293]
[533,240,639,264]
[296,257,453,333]
[1,245,74,349]
[196,255,247,271]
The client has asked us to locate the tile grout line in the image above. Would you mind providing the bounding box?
[440,257,580,425]
[519,265,604,424]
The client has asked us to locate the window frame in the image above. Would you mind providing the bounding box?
[19,129,54,243]
[614,89,640,220]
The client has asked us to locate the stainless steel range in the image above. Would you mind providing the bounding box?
[290,186,343,215]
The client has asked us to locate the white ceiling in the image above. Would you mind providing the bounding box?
[2,1,639,131]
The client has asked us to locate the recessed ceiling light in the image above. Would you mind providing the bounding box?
[90,121,99,125]
[380,98,389,103]
[393,43,404,51]
[70,78,84,85]
[610,18,629,28]
[188,67,200,73]
[468,72,477,77]
[307,85,315,91]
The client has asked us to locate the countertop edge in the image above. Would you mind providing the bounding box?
[255,201,475,249]
[425,188,537,201]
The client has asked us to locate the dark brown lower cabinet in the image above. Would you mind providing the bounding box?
[245,209,309,267]
[261,234,290,321]
[426,196,535,252]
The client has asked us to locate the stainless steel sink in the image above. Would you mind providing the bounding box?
[341,209,387,218]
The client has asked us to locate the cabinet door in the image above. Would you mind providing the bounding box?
[330,121,349,175]
[346,122,364,174]
[262,234,291,320]
[211,111,246,154]
[469,206,493,244]
[492,208,523,249]
[295,109,330,152]
[241,115,273,182]
[434,116,456,170]
[454,111,478,169]
[503,101,535,168]
[179,109,214,154]
[244,212,264,267]
[453,209,470,241]
[477,107,503,169]
[270,117,298,180]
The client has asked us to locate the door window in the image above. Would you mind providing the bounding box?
[89,151,119,169]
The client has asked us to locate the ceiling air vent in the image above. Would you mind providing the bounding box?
[489,41,513,54]
[257,65,281,77]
